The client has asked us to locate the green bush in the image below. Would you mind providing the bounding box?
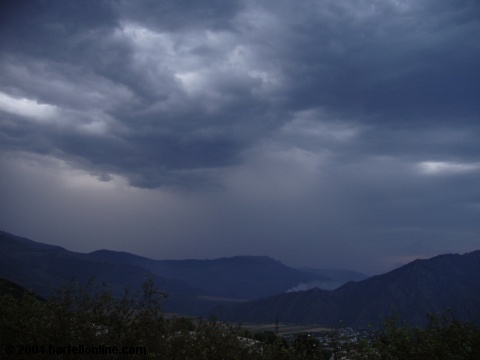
[346,312,480,360]
[2,279,479,360]
[1,277,166,359]
[0,278,278,359]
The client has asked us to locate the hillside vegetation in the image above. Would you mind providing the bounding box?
[1,278,479,360]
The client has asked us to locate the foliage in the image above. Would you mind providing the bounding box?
[0,278,293,359]
[2,279,479,360]
[346,312,480,360]
[292,334,325,359]
[1,276,167,359]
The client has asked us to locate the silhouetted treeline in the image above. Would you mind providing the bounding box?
[1,278,479,359]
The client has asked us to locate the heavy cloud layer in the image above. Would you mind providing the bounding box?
[1,0,479,273]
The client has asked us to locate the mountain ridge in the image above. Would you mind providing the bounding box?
[88,249,331,300]
[4,230,477,327]
[0,230,335,316]
[223,250,480,327]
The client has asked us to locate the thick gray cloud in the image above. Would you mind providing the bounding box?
[1,0,479,274]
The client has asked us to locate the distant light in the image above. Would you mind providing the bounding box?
[417,161,480,175]
[0,92,57,121]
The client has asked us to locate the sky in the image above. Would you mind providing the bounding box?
[1,0,479,275]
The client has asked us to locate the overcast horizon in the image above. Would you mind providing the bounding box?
[1,0,479,275]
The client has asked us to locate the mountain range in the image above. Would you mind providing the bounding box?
[0,230,342,315]
[223,251,480,327]
[2,229,479,327]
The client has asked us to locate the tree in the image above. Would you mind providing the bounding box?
[348,311,480,360]
[293,334,325,359]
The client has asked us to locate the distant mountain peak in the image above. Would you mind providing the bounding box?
[0,230,67,253]
[87,249,153,264]
[218,255,282,264]
[226,250,480,327]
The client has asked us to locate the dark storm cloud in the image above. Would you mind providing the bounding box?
[0,0,290,188]
[0,0,118,61]
[117,0,243,32]
[1,0,479,187]
[266,0,480,123]
[1,0,479,273]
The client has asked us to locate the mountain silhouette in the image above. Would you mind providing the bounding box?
[224,251,480,327]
